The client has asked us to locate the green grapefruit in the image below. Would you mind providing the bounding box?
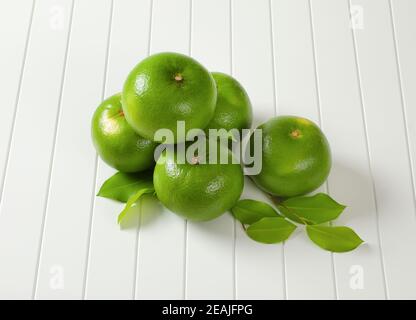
[206,72,252,133]
[251,116,331,197]
[122,52,217,143]
[154,139,244,221]
[91,93,157,173]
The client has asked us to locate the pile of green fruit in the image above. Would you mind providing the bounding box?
[92,52,363,253]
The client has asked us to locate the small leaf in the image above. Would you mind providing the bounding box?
[306,225,364,253]
[118,187,154,224]
[277,193,346,225]
[246,217,296,244]
[232,199,280,225]
[97,170,153,203]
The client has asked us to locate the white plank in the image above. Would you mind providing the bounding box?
[0,0,414,300]
[310,0,386,299]
[135,0,190,299]
[348,0,416,299]
[390,0,416,234]
[84,0,152,300]
[186,0,234,299]
[191,0,230,72]
[0,0,74,299]
[0,0,34,199]
[271,0,335,300]
[34,0,113,299]
[233,0,285,299]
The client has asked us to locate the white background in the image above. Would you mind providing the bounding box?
[0,0,415,299]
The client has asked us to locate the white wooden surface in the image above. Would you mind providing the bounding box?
[0,0,415,300]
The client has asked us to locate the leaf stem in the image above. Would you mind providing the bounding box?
[267,194,310,225]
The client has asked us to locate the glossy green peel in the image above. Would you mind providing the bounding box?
[154,139,244,221]
[91,93,157,173]
[251,116,331,197]
[122,52,217,142]
[206,72,252,132]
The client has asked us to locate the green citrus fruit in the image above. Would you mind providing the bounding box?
[154,139,244,221]
[206,72,252,133]
[251,116,331,197]
[91,93,158,173]
[122,52,217,142]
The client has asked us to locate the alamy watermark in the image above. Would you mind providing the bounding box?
[49,264,64,290]
[349,264,364,290]
[350,5,364,30]
[151,121,263,175]
[49,5,65,30]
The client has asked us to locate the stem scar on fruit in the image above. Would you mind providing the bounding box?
[174,73,183,82]
[290,129,302,139]
[191,156,200,165]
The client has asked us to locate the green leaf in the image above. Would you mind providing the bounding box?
[231,199,280,225]
[276,193,346,225]
[246,217,297,244]
[97,170,153,203]
[118,187,155,224]
[306,225,364,253]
